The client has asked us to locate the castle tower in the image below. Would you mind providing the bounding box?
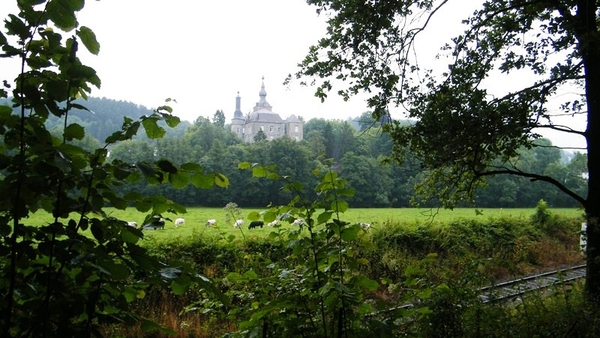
[253,76,272,112]
[231,92,245,138]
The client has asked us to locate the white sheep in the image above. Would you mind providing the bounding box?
[291,219,305,226]
[233,219,244,228]
[358,222,371,230]
[205,219,217,227]
[174,217,185,228]
[267,220,279,227]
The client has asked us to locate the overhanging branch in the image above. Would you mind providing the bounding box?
[476,168,586,206]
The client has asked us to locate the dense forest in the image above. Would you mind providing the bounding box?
[2,97,586,208]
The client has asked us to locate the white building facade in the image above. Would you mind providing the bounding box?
[230,79,303,143]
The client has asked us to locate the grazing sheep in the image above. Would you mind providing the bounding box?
[291,219,305,226]
[205,219,217,227]
[174,217,185,228]
[267,220,279,227]
[142,217,165,230]
[358,222,371,230]
[248,221,264,229]
[126,221,138,228]
[233,219,244,228]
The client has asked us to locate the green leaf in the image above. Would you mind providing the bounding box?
[191,172,214,189]
[247,211,260,221]
[238,162,252,169]
[157,160,177,173]
[331,200,349,213]
[99,260,129,280]
[168,171,189,189]
[136,162,160,184]
[171,275,191,295]
[263,211,277,222]
[252,166,268,177]
[77,26,99,55]
[357,303,373,315]
[226,272,242,281]
[181,162,202,171]
[46,0,84,31]
[121,227,141,244]
[164,114,180,127]
[90,221,104,242]
[214,173,229,188]
[317,211,333,224]
[142,117,166,139]
[243,270,258,279]
[340,225,360,241]
[123,287,137,302]
[5,14,29,40]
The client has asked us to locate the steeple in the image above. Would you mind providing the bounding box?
[233,91,244,119]
[254,76,272,112]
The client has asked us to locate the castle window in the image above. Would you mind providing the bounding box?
[269,125,274,132]
[294,126,299,132]
[261,125,265,131]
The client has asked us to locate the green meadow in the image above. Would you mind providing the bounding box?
[27,207,585,242]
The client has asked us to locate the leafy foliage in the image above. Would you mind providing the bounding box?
[210,162,435,337]
[293,0,600,298]
[0,2,227,336]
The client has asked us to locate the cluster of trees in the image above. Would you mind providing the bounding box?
[294,0,599,298]
[65,98,585,209]
[2,1,599,333]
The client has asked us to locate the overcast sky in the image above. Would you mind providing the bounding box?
[77,0,362,123]
[1,1,587,150]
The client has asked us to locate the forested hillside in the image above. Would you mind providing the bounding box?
[1,97,585,208]
[0,97,191,143]
[100,100,590,209]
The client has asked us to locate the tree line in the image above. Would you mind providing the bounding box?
[66,98,585,209]
[0,96,585,208]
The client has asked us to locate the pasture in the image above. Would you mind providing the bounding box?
[26,206,584,242]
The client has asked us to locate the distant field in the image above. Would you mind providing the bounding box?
[24,207,584,242]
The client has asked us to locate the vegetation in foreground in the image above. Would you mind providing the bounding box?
[2,2,597,337]
[102,192,588,337]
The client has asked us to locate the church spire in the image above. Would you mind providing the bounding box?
[233,91,243,119]
[254,76,272,111]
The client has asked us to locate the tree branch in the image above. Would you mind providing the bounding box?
[476,168,586,206]
[535,123,587,136]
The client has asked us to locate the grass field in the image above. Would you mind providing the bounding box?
[25,206,585,243]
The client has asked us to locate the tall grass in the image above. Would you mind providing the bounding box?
[98,207,587,337]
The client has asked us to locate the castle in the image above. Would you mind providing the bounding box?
[230,78,303,143]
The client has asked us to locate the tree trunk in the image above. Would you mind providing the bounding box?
[579,0,600,302]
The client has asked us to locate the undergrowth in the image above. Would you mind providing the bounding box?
[103,193,587,336]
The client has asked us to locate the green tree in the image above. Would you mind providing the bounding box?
[356,111,377,132]
[295,0,599,299]
[212,109,226,127]
[323,122,335,160]
[303,129,327,159]
[340,152,393,207]
[0,2,227,335]
[253,128,267,142]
